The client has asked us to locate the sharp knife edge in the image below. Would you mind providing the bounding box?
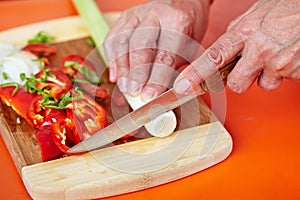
[67,89,197,153]
[68,57,239,153]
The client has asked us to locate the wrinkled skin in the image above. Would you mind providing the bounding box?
[174,0,300,94]
[105,0,300,97]
[104,0,210,100]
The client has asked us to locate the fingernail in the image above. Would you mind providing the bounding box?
[174,78,191,94]
[108,63,117,82]
[227,81,242,93]
[141,87,157,101]
[128,80,142,96]
[118,77,128,93]
[109,71,117,82]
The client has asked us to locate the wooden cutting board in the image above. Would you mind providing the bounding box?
[0,15,232,200]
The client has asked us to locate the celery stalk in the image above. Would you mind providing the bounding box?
[72,0,110,64]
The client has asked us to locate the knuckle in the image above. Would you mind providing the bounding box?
[176,10,194,26]
[129,50,151,65]
[130,36,155,50]
[163,8,194,30]
[207,41,230,65]
[155,51,175,67]
[207,34,244,66]
[130,65,150,82]
[115,33,129,45]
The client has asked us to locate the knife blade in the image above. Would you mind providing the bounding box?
[67,57,239,153]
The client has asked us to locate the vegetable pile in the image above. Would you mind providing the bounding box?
[0,33,110,161]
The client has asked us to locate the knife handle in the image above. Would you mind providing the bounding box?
[200,56,240,93]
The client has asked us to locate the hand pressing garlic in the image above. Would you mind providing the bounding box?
[104,0,211,99]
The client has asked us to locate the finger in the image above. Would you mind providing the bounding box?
[257,69,283,91]
[105,31,131,84]
[267,38,300,79]
[173,32,244,94]
[227,46,264,93]
[141,58,177,101]
[289,66,300,81]
[104,16,140,89]
[142,27,191,99]
[104,14,131,82]
[126,19,160,96]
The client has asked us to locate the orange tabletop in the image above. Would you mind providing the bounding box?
[0,0,299,200]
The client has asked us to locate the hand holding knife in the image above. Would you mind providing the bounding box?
[70,0,239,154]
[67,57,239,153]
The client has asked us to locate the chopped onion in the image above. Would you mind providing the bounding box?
[0,42,20,60]
[0,46,41,85]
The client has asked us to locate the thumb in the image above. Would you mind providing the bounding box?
[173,32,244,94]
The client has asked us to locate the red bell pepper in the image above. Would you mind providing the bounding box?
[23,43,57,57]
[35,109,66,161]
[35,68,73,99]
[0,50,111,161]
[68,92,108,136]
[0,86,43,127]
[61,54,110,99]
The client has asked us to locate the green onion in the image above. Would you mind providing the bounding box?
[2,72,9,80]
[27,31,55,44]
[64,61,103,85]
[86,38,95,47]
[33,59,45,69]
[72,0,109,64]
[1,69,85,110]
[20,73,26,81]
[41,88,83,110]
[24,75,39,94]
[72,78,90,84]
[32,59,50,82]
[0,82,20,95]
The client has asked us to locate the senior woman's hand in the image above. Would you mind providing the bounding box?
[104,0,211,100]
[174,0,300,94]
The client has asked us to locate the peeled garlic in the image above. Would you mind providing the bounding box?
[124,93,177,137]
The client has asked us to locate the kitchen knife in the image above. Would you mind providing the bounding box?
[67,57,239,153]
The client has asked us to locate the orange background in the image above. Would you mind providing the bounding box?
[0,0,299,199]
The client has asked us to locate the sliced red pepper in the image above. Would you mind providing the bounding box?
[61,54,95,77]
[35,68,73,99]
[51,114,81,153]
[23,43,57,57]
[61,54,109,99]
[35,110,66,161]
[36,125,64,162]
[76,73,110,99]
[49,92,108,153]
[0,86,44,127]
[27,95,47,128]
[68,92,108,136]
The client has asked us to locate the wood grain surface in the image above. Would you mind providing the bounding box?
[0,37,215,171]
[0,16,232,199]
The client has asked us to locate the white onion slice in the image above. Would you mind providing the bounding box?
[0,42,20,60]
[0,50,40,85]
